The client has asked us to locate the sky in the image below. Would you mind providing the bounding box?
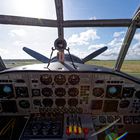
[0,0,140,60]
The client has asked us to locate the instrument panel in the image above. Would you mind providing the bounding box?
[0,71,140,135]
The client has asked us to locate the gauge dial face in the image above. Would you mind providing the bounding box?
[0,84,14,98]
[106,85,122,98]
[68,88,79,97]
[55,88,66,97]
[122,87,135,98]
[42,99,53,107]
[119,100,130,108]
[33,99,41,106]
[19,100,30,109]
[55,98,66,107]
[68,98,78,106]
[15,87,28,97]
[32,89,40,97]
[68,74,80,85]
[93,88,104,97]
[40,74,52,85]
[54,74,66,85]
[42,88,53,97]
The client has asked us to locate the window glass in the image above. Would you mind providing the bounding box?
[121,29,140,78]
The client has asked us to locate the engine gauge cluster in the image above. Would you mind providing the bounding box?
[40,74,80,86]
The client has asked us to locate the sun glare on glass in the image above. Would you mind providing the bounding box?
[13,0,55,18]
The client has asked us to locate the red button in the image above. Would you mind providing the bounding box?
[66,127,71,135]
[83,128,89,135]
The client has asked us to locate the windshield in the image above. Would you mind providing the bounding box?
[0,0,140,78]
[121,29,140,78]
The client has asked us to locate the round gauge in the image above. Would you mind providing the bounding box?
[68,88,79,97]
[42,88,53,97]
[32,89,40,97]
[33,99,41,106]
[40,74,52,85]
[3,85,12,93]
[109,87,117,94]
[54,74,66,85]
[55,88,66,97]
[42,99,53,107]
[68,74,80,85]
[106,85,122,98]
[122,87,135,98]
[0,84,14,98]
[19,100,30,109]
[93,88,104,97]
[55,98,66,107]
[68,98,78,106]
[119,100,130,108]
[15,87,28,97]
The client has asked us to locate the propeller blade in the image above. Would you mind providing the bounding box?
[82,46,108,63]
[23,47,49,63]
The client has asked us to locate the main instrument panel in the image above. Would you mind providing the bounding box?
[0,71,140,139]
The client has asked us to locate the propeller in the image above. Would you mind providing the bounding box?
[23,46,108,64]
[23,47,50,63]
[82,46,108,63]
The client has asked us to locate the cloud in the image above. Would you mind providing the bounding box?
[67,29,126,60]
[134,33,140,41]
[108,37,123,48]
[67,29,100,46]
[0,48,8,55]
[89,16,97,20]
[68,30,140,60]
[113,31,125,38]
[126,33,140,59]
[88,35,123,52]
[88,44,106,50]
[0,26,57,59]
[88,32,124,59]
[9,29,26,37]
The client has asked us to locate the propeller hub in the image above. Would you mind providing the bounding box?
[54,38,67,51]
